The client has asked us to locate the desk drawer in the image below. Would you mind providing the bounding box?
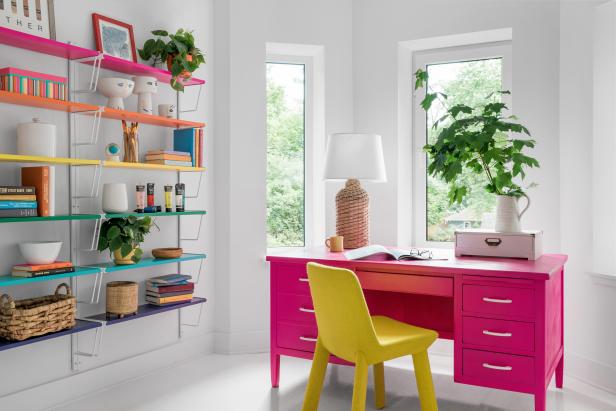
[276,265,311,295]
[463,349,534,387]
[277,293,316,325]
[356,271,453,297]
[463,284,534,318]
[463,316,534,352]
[277,322,317,352]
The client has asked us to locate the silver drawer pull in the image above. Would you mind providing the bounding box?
[299,278,309,283]
[299,307,315,313]
[299,336,317,342]
[482,363,512,371]
[482,297,512,304]
[483,330,512,338]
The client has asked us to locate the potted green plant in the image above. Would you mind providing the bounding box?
[97,216,156,265]
[414,69,539,232]
[138,29,205,92]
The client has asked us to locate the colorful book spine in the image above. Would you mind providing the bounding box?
[146,293,193,305]
[0,201,37,209]
[21,166,50,216]
[0,208,37,217]
[0,67,67,101]
[145,154,192,161]
[146,283,195,294]
[145,160,193,167]
[13,261,73,271]
[0,194,37,201]
[0,186,35,194]
[11,266,75,278]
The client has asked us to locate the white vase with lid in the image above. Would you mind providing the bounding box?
[17,118,56,157]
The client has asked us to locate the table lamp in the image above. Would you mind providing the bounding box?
[324,133,387,249]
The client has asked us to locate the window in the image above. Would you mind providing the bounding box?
[413,43,511,245]
[266,62,306,248]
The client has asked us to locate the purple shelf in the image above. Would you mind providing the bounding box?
[0,27,97,60]
[86,297,207,325]
[0,320,101,352]
[0,27,205,86]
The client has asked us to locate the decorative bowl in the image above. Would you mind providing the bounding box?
[19,241,62,265]
[97,77,134,110]
[152,247,183,259]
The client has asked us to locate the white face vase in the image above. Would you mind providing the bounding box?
[132,76,159,114]
[98,78,135,110]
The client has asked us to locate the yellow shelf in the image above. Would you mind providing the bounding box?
[103,161,204,172]
[0,153,99,166]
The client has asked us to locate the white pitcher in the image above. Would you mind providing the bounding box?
[495,194,530,232]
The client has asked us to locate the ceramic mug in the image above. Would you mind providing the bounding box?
[325,235,344,252]
[102,183,129,213]
[158,104,176,118]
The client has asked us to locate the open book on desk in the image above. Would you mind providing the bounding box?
[343,245,448,261]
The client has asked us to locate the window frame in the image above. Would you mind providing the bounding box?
[266,55,314,250]
[411,42,512,247]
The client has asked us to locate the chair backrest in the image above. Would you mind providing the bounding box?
[306,262,380,362]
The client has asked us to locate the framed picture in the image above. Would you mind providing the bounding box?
[92,13,137,63]
[0,0,56,39]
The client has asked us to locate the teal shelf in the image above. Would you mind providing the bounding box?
[103,211,206,219]
[0,214,99,223]
[0,266,100,287]
[86,253,206,273]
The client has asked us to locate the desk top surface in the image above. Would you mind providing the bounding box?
[266,247,567,280]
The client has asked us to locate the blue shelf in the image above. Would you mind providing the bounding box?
[0,267,101,287]
[86,297,206,325]
[0,320,101,352]
[86,253,206,273]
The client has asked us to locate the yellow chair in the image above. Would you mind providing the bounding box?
[302,263,439,411]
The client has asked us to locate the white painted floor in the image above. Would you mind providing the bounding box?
[52,353,615,411]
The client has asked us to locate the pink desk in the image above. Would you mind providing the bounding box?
[266,248,567,411]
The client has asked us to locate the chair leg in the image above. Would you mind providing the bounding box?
[301,338,330,411]
[412,350,438,411]
[352,352,369,411]
[374,362,386,409]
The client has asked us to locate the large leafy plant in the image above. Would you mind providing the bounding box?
[97,216,156,263]
[414,69,539,204]
[138,29,205,91]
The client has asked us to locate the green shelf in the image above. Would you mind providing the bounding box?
[85,253,206,273]
[0,214,99,223]
[103,211,206,219]
[0,211,206,223]
[0,266,100,287]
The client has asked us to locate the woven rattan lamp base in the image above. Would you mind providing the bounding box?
[335,179,369,249]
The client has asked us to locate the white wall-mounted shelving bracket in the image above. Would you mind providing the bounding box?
[73,107,103,146]
[76,268,105,305]
[72,53,103,95]
[179,213,204,241]
[179,83,203,113]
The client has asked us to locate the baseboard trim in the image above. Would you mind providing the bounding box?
[0,333,214,411]
[214,328,269,354]
[565,351,616,395]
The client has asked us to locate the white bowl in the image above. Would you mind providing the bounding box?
[97,77,135,110]
[19,241,62,265]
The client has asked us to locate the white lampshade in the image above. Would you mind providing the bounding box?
[323,133,387,182]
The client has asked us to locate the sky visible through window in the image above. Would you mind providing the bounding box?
[266,63,306,248]
[425,58,502,242]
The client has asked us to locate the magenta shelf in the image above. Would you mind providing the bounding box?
[0,27,204,86]
[0,27,97,60]
[97,55,205,87]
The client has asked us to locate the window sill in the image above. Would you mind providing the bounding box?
[588,272,616,288]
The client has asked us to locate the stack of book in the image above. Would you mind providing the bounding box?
[146,274,194,306]
[173,127,204,167]
[145,150,192,167]
[11,261,74,278]
[0,186,38,218]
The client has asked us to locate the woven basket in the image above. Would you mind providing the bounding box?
[106,281,138,318]
[0,283,76,341]
[335,179,369,249]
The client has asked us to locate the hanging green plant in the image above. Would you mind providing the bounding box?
[138,29,205,92]
[414,68,539,205]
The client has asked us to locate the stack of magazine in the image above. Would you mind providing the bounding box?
[146,274,194,306]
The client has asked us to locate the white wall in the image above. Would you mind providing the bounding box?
[0,1,214,408]
[213,0,353,353]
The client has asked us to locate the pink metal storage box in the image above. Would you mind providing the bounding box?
[455,229,543,260]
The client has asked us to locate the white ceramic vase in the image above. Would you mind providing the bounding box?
[495,194,530,232]
[132,76,158,114]
[97,77,134,110]
[17,118,56,157]
[102,183,128,213]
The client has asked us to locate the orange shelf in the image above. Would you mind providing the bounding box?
[100,108,205,129]
[0,91,97,112]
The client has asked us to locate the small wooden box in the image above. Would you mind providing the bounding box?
[454,230,543,260]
